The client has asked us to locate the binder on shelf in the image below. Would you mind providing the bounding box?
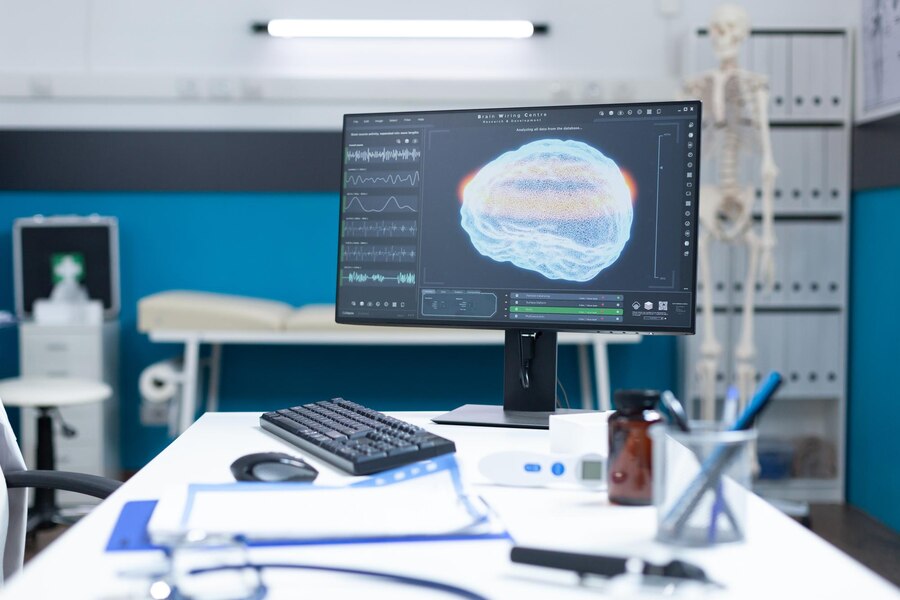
[755,313,786,388]
[769,128,787,211]
[804,129,826,213]
[823,35,846,120]
[806,35,828,119]
[783,127,807,213]
[820,313,843,397]
[817,222,845,307]
[780,222,805,306]
[802,223,824,306]
[806,313,840,398]
[825,128,848,212]
[784,313,812,396]
[791,35,812,118]
[768,35,791,119]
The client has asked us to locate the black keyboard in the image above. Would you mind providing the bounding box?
[259,398,456,475]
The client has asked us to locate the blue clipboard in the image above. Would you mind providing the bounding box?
[106,455,512,553]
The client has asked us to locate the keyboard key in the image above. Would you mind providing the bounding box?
[387,445,419,457]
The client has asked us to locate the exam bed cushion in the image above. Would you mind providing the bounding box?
[138,291,293,331]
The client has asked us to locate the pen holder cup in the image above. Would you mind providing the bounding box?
[650,423,757,547]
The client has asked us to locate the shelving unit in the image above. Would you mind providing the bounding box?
[682,29,851,503]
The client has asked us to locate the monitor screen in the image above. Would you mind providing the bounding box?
[336,101,701,334]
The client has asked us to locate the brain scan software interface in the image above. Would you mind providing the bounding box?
[336,101,701,333]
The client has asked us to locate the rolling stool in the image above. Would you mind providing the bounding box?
[0,377,112,532]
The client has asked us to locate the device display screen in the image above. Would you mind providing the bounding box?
[580,460,606,481]
[336,102,700,334]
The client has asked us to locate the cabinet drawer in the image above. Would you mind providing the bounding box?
[20,334,102,378]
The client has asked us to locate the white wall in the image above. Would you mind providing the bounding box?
[0,0,859,129]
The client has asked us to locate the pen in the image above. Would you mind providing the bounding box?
[510,546,717,585]
[708,385,741,542]
[660,390,690,433]
[722,385,739,426]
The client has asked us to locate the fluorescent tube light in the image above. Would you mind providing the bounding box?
[258,19,545,39]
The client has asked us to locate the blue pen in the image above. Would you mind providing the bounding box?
[722,385,739,426]
[661,372,783,538]
[729,372,782,432]
[708,386,741,542]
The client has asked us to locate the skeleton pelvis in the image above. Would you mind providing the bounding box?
[698,184,753,242]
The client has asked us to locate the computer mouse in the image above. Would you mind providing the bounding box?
[230,452,319,483]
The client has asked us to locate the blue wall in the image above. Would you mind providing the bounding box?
[848,188,900,532]
[0,192,676,470]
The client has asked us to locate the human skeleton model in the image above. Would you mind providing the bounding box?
[684,5,778,419]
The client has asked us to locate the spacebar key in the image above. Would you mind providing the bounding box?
[387,445,418,457]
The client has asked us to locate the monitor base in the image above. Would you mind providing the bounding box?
[431,404,592,430]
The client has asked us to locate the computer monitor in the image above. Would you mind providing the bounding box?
[336,100,702,428]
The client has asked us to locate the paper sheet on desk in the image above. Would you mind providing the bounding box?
[148,455,504,545]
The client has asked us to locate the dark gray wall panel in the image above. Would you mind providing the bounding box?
[0,130,342,192]
[853,114,900,191]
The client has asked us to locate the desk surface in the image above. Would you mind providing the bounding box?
[4,413,895,599]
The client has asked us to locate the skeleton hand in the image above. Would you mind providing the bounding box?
[761,158,778,184]
[760,235,777,290]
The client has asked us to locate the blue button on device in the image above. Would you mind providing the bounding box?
[551,462,565,476]
[524,463,541,472]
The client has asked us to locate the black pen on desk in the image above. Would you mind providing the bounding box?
[660,390,690,433]
[510,546,719,586]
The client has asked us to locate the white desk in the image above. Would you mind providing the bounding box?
[4,413,895,599]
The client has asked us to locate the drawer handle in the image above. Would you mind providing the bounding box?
[45,343,68,352]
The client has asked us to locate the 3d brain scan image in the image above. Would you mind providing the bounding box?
[460,139,633,282]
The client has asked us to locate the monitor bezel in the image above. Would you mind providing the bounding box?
[335,99,702,336]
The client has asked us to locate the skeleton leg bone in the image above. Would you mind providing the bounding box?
[697,228,722,421]
[735,228,761,413]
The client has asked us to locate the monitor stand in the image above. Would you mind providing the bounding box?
[431,330,591,429]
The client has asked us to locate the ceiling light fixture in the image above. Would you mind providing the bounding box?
[252,19,548,39]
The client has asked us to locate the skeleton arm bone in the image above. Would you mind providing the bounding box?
[755,84,778,289]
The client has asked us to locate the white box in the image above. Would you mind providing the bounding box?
[549,412,613,457]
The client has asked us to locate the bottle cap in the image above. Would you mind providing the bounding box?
[613,389,660,413]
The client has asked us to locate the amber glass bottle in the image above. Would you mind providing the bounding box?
[607,389,662,506]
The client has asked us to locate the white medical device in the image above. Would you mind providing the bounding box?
[478,451,607,490]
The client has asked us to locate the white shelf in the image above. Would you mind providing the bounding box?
[755,478,843,503]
